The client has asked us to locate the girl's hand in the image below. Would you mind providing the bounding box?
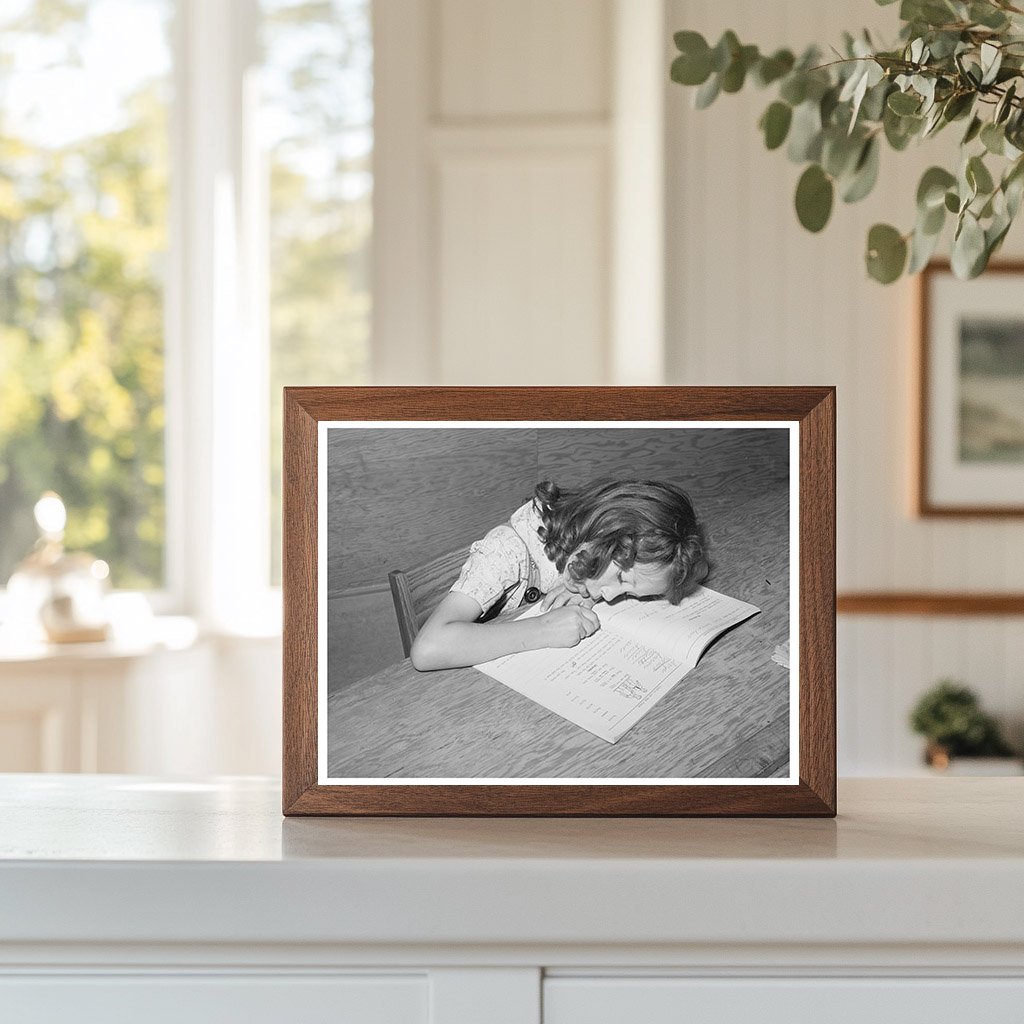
[537,606,601,648]
[539,583,596,612]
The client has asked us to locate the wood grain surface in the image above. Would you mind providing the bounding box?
[327,486,791,780]
[837,592,1024,615]
[326,427,537,593]
[282,387,836,816]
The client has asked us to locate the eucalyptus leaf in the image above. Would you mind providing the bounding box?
[1003,157,1024,216]
[820,85,841,126]
[694,73,721,109]
[888,90,921,115]
[861,80,893,122]
[1006,171,1024,218]
[787,100,824,162]
[980,42,1002,87]
[922,103,946,137]
[671,53,710,87]
[981,122,1005,155]
[986,213,1012,259]
[721,45,758,93]
[795,164,834,232]
[958,161,977,207]
[908,221,942,273]
[970,2,1009,29]
[917,166,957,210]
[927,30,962,60]
[674,29,707,53]
[967,154,995,195]
[779,73,807,106]
[913,75,936,112]
[944,190,961,213]
[951,211,986,278]
[842,137,880,203]
[866,223,908,283]
[942,92,974,122]
[921,200,946,235]
[710,31,740,73]
[839,64,870,130]
[903,0,958,28]
[995,82,1017,124]
[754,49,795,87]
[760,101,793,150]
[884,106,921,149]
[822,128,863,178]
[962,115,983,145]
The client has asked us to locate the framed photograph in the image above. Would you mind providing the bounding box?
[917,261,1024,516]
[283,387,835,816]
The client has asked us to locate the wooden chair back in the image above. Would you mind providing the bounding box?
[388,546,472,658]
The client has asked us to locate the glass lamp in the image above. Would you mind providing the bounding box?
[5,493,111,644]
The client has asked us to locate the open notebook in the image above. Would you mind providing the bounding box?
[475,586,760,744]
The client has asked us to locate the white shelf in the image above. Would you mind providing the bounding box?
[1,776,1023,949]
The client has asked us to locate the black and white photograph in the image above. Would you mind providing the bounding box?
[319,422,796,783]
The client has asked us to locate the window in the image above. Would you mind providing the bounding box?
[261,0,373,583]
[0,0,373,622]
[0,0,173,589]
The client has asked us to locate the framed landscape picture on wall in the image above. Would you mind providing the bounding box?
[918,262,1024,516]
[282,387,836,817]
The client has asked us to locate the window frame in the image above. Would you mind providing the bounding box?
[165,0,279,633]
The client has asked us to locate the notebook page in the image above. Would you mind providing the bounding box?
[596,586,760,668]
[475,623,683,744]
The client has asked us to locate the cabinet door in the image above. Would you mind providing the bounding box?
[0,974,428,1024]
[544,977,1024,1024]
[0,672,83,771]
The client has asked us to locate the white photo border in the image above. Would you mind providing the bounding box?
[317,420,800,786]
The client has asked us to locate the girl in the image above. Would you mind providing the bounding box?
[410,479,709,671]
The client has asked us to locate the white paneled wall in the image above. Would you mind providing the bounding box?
[434,0,612,383]
[436,142,609,383]
[666,0,1024,773]
[374,0,665,386]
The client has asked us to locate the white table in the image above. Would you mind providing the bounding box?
[1,776,1023,1023]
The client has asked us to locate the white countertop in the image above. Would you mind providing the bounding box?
[2,775,1022,950]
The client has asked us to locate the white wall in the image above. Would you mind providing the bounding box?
[665,0,1024,772]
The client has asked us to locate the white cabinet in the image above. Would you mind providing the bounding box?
[1,975,428,1024]
[544,978,1024,1024]
[0,638,210,773]
[0,626,281,776]
[1,777,1022,1024]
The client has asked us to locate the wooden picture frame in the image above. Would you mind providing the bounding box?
[917,260,1024,517]
[283,387,836,816]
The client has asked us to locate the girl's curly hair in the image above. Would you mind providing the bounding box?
[532,479,707,604]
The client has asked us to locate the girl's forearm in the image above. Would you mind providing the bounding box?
[410,615,546,670]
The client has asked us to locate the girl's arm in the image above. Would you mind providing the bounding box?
[410,592,600,671]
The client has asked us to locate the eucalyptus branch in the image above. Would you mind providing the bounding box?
[670,2,1024,283]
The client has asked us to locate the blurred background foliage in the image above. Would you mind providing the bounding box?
[0,0,170,588]
[0,0,372,591]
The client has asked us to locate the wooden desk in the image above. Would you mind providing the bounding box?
[328,489,791,779]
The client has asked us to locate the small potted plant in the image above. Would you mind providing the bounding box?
[909,680,1020,773]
